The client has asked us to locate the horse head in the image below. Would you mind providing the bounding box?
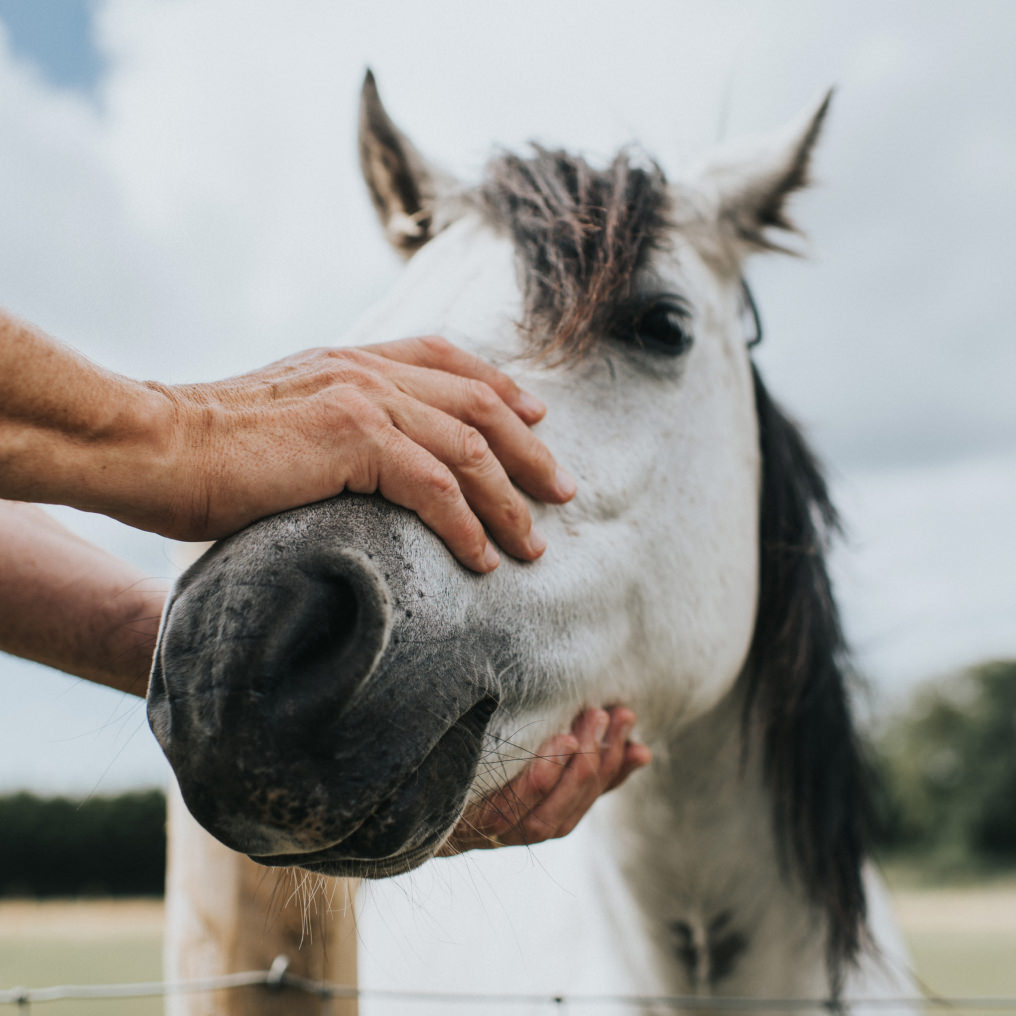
[149,74,872,986]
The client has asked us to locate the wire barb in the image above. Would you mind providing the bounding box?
[266,954,290,990]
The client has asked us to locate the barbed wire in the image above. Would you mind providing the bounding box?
[3,956,1016,1011]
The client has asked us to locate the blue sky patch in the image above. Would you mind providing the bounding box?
[0,0,104,93]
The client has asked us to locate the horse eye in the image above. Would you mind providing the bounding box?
[630,300,694,356]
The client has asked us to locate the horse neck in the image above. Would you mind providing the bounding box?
[603,681,831,1002]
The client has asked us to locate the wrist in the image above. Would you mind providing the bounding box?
[0,315,183,532]
[65,376,182,535]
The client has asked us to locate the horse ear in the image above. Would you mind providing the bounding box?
[698,90,833,257]
[358,70,458,257]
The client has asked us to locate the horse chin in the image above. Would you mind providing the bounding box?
[242,759,462,878]
[249,837,448,879]
[195,696,498,877]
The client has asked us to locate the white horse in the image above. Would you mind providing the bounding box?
[149,74,914,1009]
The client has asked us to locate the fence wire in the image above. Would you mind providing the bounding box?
[3,956,1016,1011]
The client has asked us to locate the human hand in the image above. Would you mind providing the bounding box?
[152,336,575,570]
[438,707,652,854]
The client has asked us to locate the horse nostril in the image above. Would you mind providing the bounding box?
[261,554,393,711]
[286,571,361,680]
[149,548,393,754]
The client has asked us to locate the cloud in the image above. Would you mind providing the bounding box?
[750,2,1016,471]
[832,450,1016,702]
[1,0,1014,794]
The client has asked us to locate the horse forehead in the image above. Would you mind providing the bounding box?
[343,200,738,380]
[342,217,523,351]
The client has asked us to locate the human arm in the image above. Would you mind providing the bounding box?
[0,499,167,695]
[0,311,574,571]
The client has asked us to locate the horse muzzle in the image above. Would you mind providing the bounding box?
[147,495,501,875]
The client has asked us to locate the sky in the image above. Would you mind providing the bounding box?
[0,0,1013,799]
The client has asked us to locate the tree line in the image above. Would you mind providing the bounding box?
[0,789,165,896]
[873,658,1016,873]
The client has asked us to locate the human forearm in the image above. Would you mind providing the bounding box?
[0,500,167,696]
[1,310,574,565]
[0,310,176,533]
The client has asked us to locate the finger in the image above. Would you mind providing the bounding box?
[489,734,578,829]
[380,363,574,504]
[364,335,547,424]
[597,707,635,785]
[365,428,500,573]
[387,396,545,561]
[464,734,578,845]
[605,743,654,788]
[604,741,653,792]
[436,734,577,853]
[518,709,610,843]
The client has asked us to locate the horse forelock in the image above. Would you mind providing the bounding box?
[743,364,874,992]
[479,146,671,363]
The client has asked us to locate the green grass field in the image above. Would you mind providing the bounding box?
[1,883,1015,1013]
[889,876,1016,1005]
[0,900,162,1016]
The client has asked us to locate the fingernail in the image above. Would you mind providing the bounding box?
[556,468,577,499]
[518,391,546,417]
[593,711,610,745]
[528,527,547,556]
[482,542,500,571]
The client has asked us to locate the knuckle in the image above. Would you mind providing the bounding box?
[426,463,461,500]
[498,496,529,532]
[419,334,454,361]
[464,379,502,418]
[531,442,558,478]
[600,754,623,782]
[321,349,387,385]
[523,812,559,842]
[312,361,359,391]
[316,350,358,378]
[343,395,388,432]
[326,367,361,392]
[325,346,365,366]
[529,764,560,796]
[570,752,599,784]
[457,426,492,470]
[557,816,582,837]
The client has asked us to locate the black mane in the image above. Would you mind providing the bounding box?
[744,366,873,990]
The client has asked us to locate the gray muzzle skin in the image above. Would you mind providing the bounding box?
[147,494,502,877]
